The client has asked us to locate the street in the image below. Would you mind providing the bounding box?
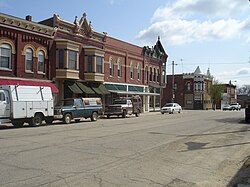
[0,110,249,187]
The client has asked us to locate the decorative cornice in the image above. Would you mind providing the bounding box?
[0,13,55,38]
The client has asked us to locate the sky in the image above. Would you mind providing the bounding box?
[1,0,250,87]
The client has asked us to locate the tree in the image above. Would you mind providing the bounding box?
[237,85,250,96]
[209,80,225,110]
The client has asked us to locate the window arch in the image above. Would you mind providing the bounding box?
[0,43,12,69]
[38,51,45,73]
[109,57,113,76]
[137,63,141,80]
[25,48,33,72]
[130,62,134,79]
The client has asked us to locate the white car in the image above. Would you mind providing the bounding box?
[160,103,182,114]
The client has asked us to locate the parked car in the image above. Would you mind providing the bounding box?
[223,103,241,111]
[230,103,241,111]
[160,103,182,114]
[104,95,142,118]
[222,104,233,111]
[54,98,103,124]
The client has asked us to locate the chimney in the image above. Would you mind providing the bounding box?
[25,15,32,21]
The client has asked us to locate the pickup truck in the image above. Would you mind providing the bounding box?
[54,98,103,124]
[104,95,142,118]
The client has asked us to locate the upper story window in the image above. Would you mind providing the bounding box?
[58,49,64,69]
[68,50,77,70]
[0,44,11,69]
[117,60,121,77]
[38,51,45,73]
[137,64,141,80]
[109,58,113,76]
[153,68,156,82]
[96,56,103,73]
[25,48,33,72]
[87,56,93,72]
[130,63,134,79]
[145,67,148,82]
[150,67,152,81]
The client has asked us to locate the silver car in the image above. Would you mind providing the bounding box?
[160,103,182,114]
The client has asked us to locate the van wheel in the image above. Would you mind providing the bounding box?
[91,112,98,121]
[11,120,24,128]
[29,114,43,127]
[45,117,53,125]
[63,113,72,124]
[122,110,127,118]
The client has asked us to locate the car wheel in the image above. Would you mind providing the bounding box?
[122,110,127,118]
[11,120,24,128]
[91,112,98,121]
[63,113,72,124]
[29,114,43,127]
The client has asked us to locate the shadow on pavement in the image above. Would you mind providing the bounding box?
[227,157,250,187]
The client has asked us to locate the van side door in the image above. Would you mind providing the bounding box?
[0,90,10,119]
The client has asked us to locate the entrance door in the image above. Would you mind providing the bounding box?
[0,90,10,120]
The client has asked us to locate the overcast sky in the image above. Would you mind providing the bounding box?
[1,0,250,87]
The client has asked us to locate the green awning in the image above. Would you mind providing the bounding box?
[68,83,83,94]
[91,87,103,94]
[76,82,95,94]
[105,84,126,91]
[99,84,110,94]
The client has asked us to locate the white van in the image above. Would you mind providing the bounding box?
[0,85,54,127]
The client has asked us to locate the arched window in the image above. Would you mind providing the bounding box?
[137,64,140,80]
[25,48,33,72]
[130,63,134,79]
[109,58,113,76]
[38,51,45,73]
[117,60,121,77]
[153,68,156,81]
[0,44,11,69]
[150,67,152,81]
[145,66,148,82]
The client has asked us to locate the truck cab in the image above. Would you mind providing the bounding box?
[0,90,10,124]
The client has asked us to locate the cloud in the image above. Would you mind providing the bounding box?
[136,0,250,46]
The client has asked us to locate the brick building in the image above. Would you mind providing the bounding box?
[0,13,167,112]
[0,13,59,94]
[162,66,213,110]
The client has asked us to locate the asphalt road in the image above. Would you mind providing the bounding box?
[0,110,249,187]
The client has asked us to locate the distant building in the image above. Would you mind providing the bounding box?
[162,66,213,110]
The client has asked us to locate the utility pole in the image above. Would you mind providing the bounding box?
[172,61,177,102]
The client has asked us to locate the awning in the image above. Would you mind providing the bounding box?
[0,79,59,93]
[76,82,95,94]
[91,84,110,95]
[109,90,160,96]
[67,83,82,94]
